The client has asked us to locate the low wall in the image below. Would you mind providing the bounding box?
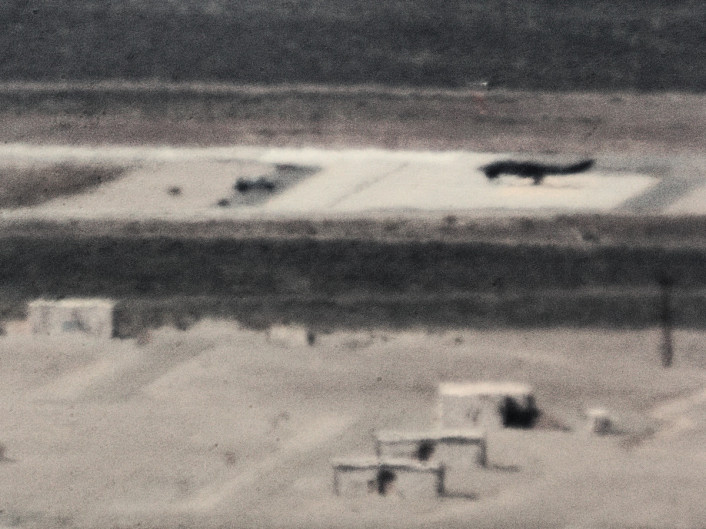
[332,457,445,498]
[375,430,487,467]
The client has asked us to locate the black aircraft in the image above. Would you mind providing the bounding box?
[234,177,276,193]
[481,159,595,185]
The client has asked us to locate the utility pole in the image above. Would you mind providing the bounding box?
[658,272,674,368]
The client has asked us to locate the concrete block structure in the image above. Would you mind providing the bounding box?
[586,408,612,434]
[375,429,487,467]
[439,382,539,430]
[331,457,445,498]
[267,325,315,346]
[28,298,115,339]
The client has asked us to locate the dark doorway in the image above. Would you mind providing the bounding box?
[376,468,396,495]
[416,440,435,461]
[499,396,540,428]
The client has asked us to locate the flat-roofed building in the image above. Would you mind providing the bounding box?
[439,382,539,430]
[28,298,115,339]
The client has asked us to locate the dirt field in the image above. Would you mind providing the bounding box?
[0,322,704,529]
[1,87,705,156]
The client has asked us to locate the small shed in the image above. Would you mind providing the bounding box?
[27,298,115,339]
[266,325,316,347]
[375,429,487,467]
[439,382,539,430]
[586,408,612,435]
[331,457,445,498]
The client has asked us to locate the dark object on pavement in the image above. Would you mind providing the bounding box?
[235,177,277,193]
[481,159,594,185]
[275,164,299,172]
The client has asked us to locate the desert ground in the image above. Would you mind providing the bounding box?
[0,87,705,529]
[0,322,705,529]
[2,87,705,156]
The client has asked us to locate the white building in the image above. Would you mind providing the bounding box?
[266,324,315,346]
[27,298,115,339]
[586,408,612,434]
[438,382,538,430]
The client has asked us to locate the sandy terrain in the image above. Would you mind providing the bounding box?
[0,321,704,529]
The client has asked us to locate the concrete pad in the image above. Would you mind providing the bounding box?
[332,162,656,213]
[261,159,405,212]
[26,160,268,219]
[0,144,665,219]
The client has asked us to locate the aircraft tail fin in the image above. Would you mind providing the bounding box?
[552,159,595,174]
